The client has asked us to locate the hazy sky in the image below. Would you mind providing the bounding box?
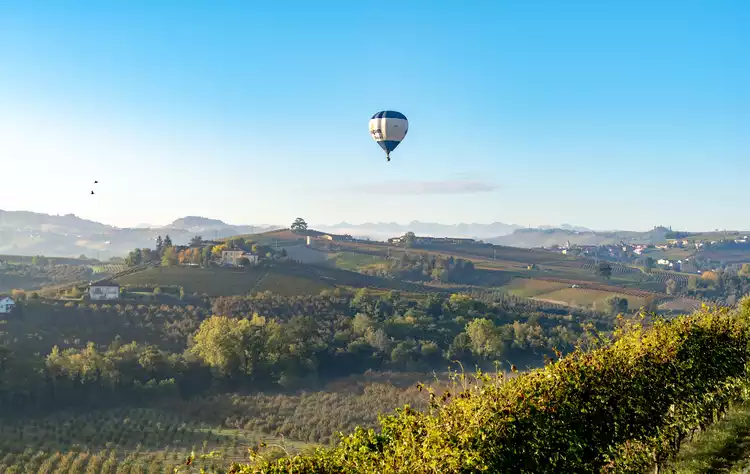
[1,1,748,231]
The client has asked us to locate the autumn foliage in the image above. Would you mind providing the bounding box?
[236,300,750,473]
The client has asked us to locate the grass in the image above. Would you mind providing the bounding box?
[331,252,385,271]
[224,229,307,247]
[531,287,648,311]
[499,278,570,298]
[667,401,750,473]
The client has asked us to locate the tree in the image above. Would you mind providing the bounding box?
[189,235,204,247]
[404,232,416,248]
[161,247,178,267]
[665,278,678,295]
[11,289,25,301]
[596,261,612,279]
[163,235,173,248]
[465,318,504,360]
[605,296,628,315]
[155,236,163,255]
[201,246,213,267]
[125,249,143,267]
[644,257,654,273]
[290,218,308,234]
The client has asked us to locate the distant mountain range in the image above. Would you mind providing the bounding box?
[0,211,281,259]
[0,209,678,259]
[488,227,674,248]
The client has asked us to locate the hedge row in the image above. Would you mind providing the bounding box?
[233,300,750,473]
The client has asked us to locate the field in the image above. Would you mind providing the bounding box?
[330,251,386,272]
[700,247,750,264]
[0,300,207,355]
[0,263,94,293]
[0,407,300,473]
[114,266,331,297]
[533,287,648,311]
[90,264,127,274]
[317,238,680,310]
[0,372,431,473]
[499,278,570,298]
[113,262,434,298]
[226,229,308,247]
[659,297,704,314]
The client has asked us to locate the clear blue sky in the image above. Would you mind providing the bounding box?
[1,0,748,231]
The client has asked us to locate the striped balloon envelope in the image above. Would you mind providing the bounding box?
[369,110,408,161]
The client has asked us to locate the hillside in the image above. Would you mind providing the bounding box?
[0,285,614,472]
[0,228,746,473]
[113,260,435,297]
[489,226,674,248]
[233,302,750,473]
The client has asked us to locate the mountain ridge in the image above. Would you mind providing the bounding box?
[0,208,692,258]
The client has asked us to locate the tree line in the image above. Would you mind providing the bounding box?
[124,235,286,269]
[0,290,612,414]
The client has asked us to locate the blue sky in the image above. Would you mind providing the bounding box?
[1,0,748,231]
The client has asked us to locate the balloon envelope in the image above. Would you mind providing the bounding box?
[369,111,408,158]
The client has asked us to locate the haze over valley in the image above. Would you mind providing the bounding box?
[1,208,736,259]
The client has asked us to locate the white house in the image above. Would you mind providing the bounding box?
[89,282,120,301]
[0,297,15,314]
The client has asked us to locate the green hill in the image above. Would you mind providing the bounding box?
[113,261,434,297]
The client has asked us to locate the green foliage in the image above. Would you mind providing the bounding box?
[238,303,750,473]
[361,252,477,283]
[290,218,308,234]
[605,295,629,315]
[596,261,613,279]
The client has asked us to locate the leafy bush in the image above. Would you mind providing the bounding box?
[236,302,750,473]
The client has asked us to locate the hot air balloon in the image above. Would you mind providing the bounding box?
[369,110,408,161]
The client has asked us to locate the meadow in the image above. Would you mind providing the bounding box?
[329,251,385,272]
[534,287,649,311]
[499,278,570,298]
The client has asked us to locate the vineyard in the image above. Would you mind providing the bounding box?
[90,264,127,275]
[650,270,690,287]
[581,259,641,275]
[0,407,283,473]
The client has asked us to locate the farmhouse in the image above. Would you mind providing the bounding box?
[0,297,15,314]
[89,282,120,301]
[220,249,258,266]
